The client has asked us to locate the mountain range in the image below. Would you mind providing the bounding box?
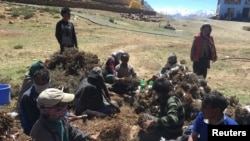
[144,1,215,19]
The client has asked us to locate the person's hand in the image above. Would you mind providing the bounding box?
[119,77,125,81]
[88,132,100,140]
[66,114,88,122]
[57,85,64,91]
[66,115,78,121]
[74,47,79,51]
[142,120,154,129]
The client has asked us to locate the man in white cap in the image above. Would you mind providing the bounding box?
[30,88,99,141]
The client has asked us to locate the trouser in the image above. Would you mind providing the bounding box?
[193,57,210,79]
[60,45,74,54]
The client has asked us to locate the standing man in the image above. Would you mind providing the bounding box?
[55,7,78,54]
[190,24,217,79]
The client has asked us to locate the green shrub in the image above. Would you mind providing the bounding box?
[39,7,59,15]
[0,14,5,18]
[24,12,35,19]
[109,17,114,23]
[13,45,23,49]
[10,6,35,18]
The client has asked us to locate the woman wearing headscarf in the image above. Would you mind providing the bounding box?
[190,24,217,79]
[103,50,124,84]
[74,67,120,116]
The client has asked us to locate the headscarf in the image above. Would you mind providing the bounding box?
[38,103,68,121]
[112,50,124,61]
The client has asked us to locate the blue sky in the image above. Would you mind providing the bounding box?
[146,0,218,11]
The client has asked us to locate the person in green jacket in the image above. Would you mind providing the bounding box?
[138,77,185,141]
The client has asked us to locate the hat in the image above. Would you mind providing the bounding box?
[92,67,102,75]
[168,53,177,62]
[28,61,45,76]
[37,88,75,107]
[112,50,124,61]
[88,67,103,78]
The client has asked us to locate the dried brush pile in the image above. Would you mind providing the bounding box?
[0,112,13,136]
[133,64,250,124]
[44,49,101,93]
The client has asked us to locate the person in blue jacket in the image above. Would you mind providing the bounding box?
[20,68,51,135]
[188,91,238,141]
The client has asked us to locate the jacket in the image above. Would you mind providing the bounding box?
[190,34,217,62]
[74,71,110,115]
[154,96,185,139]
[30,117,91,141]
[55,20,77,48]
[20,86,40,135]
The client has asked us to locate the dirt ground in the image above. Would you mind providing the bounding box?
[0,1,250,141]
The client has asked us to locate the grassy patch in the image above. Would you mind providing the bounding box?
[10,6,35,19]
[13,45,23,49]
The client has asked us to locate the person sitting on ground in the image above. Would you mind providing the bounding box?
[103,50,124,84]
[147,53,181,84]
[30,88,99,141]
[17,60,46,114]
[188,91,238,141]
[20,68,51,135]
[73,67,120,117]
[109,52,139,95]
[138,77,185,141]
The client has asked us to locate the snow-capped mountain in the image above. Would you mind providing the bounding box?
[143,0,154,11]
[144,1,215,18]
[161,10,216,19]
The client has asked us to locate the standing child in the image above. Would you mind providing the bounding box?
[190,24,217,79]
[55,7,78,54]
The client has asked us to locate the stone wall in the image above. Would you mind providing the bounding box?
[93,0,131,5]
[92,0,142,6]
[4,0,156,15]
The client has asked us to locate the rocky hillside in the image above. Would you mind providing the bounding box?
[4,0,156,15]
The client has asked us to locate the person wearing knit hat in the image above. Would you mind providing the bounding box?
[28,61,45,76]
[146,53,181,85]
[20,68,51,135]
[103,50,124,84]
[16,61,47,115]
[30,88,99,141]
